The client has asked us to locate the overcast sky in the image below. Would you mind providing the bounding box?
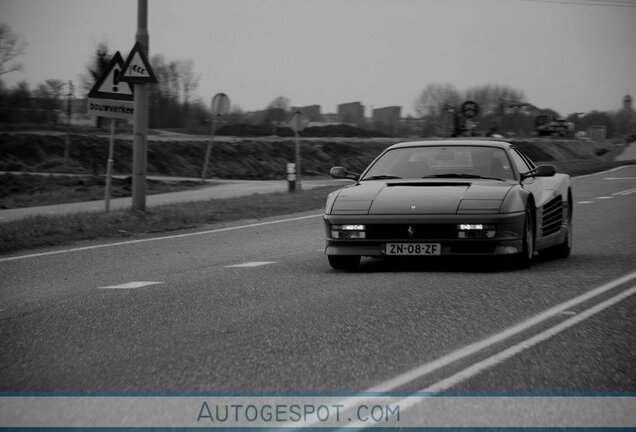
[1,0,635,117]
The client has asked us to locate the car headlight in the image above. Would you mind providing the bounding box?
[330,224,366,239]
[457,224,496,239]
[457,199,502,214]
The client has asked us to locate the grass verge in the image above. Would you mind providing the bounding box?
[0,173,211,209]
[0,186,336,255]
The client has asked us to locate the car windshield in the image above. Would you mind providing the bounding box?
[361,145,515,181]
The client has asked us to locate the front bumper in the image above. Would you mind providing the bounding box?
[324,212,526,257]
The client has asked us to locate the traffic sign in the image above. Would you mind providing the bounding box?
[288,110,309,133]
[87,99,134,120]
[211,93,230,116]
[120,42,158,84]
[461,100,480,119]
[87,51,134,101]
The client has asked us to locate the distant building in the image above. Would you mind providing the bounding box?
[291,105,324,122]
[337,102,365,127]
[323,113,338,123]
[587,125,607,141]
[400,116,427,137]
[614,93,636,137]
[623,93,633,111]
[372,106,401,136]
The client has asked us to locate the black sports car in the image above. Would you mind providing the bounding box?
[324,140,572,269]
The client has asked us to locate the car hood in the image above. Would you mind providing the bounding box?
[330,180,513,215]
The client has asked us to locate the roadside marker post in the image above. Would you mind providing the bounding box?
[286,162,297,192]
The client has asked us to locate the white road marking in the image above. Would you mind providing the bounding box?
[613,187,636,196]
[339,285,636,429]
[604,177,636,180]
[597,196,613,199]
[225,261,276,268]
[98,281,163,289]
[417,285,636,394]
[559,310,577,316]
[577,201,594,204]
[313,270,636,427]
[0,213,323,263]
[366,270,636,393]
[574,165,635,180]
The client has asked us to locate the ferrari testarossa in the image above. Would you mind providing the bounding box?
[324,140,572,270]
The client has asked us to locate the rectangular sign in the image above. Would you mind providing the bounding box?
[386,242,441,256]
[87,98,134,120]
[0,395,634,428]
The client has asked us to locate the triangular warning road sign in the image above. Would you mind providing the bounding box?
[120,42,158,84]
[87,51,134,101]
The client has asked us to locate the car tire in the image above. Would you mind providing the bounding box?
[512,207,534,269]
[328,255,361,270]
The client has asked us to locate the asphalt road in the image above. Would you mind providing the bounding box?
[0,166,635,397]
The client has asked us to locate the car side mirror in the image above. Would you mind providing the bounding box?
[534,164,557,177]
[521,164,556,180]
[330,166,359,180]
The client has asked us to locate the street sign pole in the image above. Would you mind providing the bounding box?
[86,51,134,213]
[104,118,116,213]
[288,110,307,191]
[132,0,149,212]
[294,128,302,191]
[64,81,74,161]
[201,114,218,181]
[201,93,230,181]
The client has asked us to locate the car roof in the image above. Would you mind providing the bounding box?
[386,139,513,151]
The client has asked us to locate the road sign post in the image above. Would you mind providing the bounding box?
[201,93,230,181]
[461,100,480,136]
[288,110,308,191]
[104,119,116,213]
[86,51,134,213]
[120,0,157,213]
[64,81,74,162]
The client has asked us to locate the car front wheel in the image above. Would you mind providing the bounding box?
[328,255,361,270]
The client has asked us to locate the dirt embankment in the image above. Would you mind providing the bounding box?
[0,132,621,180]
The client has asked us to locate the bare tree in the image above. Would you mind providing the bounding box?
[0,23,26,76]
[35,79,66,98]
[414,83,462,118]
[178,59,200,106]
[80,42,111,95]
[464,84,526,116]
[148,55,203,128]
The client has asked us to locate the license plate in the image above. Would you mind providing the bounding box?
[386,243,441,256]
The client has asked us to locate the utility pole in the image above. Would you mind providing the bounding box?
[64,80,74,161]
[132,0,149,212]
